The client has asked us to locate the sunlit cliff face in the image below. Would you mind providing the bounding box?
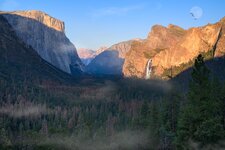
[123,17,225,79]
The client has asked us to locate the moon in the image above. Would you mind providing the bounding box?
[190,6,203,20]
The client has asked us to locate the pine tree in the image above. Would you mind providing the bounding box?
[160,91,180,149]
[139,101,150,128]
[0,128,12,148]
[176,54,225,149]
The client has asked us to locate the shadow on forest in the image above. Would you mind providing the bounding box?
[171,56,225,91]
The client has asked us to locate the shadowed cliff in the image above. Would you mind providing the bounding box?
[0,15,76,84]
[85,50,124,75]
[0,10,83,75]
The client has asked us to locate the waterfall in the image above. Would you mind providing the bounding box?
[145,59,152,79]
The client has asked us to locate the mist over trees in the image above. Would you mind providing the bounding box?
[0,54,224,150]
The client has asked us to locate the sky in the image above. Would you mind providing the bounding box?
[0,0,225,50]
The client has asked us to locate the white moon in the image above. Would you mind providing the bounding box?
[190,6,203,19]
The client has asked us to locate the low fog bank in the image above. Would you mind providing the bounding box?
[37,130,150,150]
[0,101,49,118]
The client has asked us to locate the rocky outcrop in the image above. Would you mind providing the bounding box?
[0,10,83,74]
[123,25,185,78]
[86,40,140,75]
[152,23,222,77]
[123,17,225,79]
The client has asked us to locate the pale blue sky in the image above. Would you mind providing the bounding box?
[0,0,225,50]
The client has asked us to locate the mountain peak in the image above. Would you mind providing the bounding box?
[168,24,185,31]
[78,48,95,58]
[0,10,65,32]
[151,24,166,30]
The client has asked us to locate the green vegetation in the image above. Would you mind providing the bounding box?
[202,49,215,60]
[176,54,225,149]
[162,50,216,79]
[0,54,224,149]
[162,60,194,79]
[0,10,224,150]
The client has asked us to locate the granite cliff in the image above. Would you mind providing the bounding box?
[0,10,83,74]
[123,17,225,79]
[0,15,73,83]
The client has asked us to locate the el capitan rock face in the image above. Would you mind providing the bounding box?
[123,17,225,79]
[0,15,73,82]
[0,10,83,74]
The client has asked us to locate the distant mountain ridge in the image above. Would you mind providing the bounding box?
[78,47,108,65]
[0,10,83,75]
[85,39,142,75]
